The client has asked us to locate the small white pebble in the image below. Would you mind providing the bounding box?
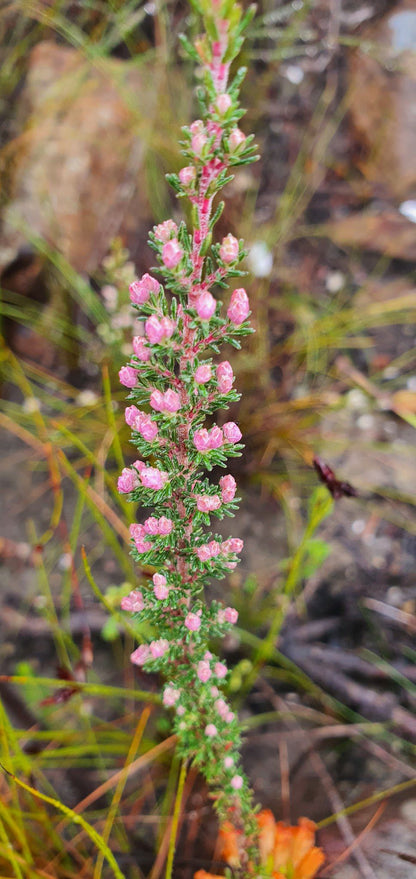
[400,798,416,823]
[399,200,416,223]
[247,241,273,278]
[382,365,400,379]
[76,390,98,407]
[357,413,374,430]
[284,64,304,85]
[22,397,41,414]
[386,586,404,607]
[325,270,345,293]
[58,553,72,571]
[346,389,367,410]
[406,375,416,391]
[351,519,366,535]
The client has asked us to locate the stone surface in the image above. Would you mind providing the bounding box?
[0,41,173,276]
[347,2,416,199]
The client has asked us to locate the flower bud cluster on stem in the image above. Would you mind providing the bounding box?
[117,0,259,872]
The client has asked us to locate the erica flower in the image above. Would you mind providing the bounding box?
[162,238,183,269]
[227,288,250,325]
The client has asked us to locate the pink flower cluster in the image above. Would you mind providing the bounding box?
[130,515,173,554]
[215,697,235,724]
[219,474,237,502]
[145,315,176,344]
[163,685,181,707]
[125,405,158,442]
[193,421,241,452]
[129,273,159,305]
[196,494,221,512]
[118,461,169,494]
[217,606,238,625]
[196,537,243,562]
[121,590,144,612]
[196,654,228,684]
[153,572,170,600]
[131,638,170,666]
[150,388,181,413]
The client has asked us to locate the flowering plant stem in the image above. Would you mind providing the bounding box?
[117,0,259,873]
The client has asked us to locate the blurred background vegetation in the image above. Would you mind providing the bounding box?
[1,1,416,877]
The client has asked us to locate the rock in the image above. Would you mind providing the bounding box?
[0,41,179,277]
[347,2,416,199]
[324,209,416,261]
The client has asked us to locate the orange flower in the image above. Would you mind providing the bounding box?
[194,810,324,879]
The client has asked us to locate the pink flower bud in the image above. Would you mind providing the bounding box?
[196,544,211,562]
[150,389,165,411]
[195,364,212,384]
[224,607,238,624]
[211,686,219,697]
[227,288,249,325]
[149,638,169,658]
[129,280,150,305]
[224,756,234,768]
[231,775,243,790]
[119,366,137,388]
[163,389,181,413]
[145,316,165,344]
[193,428,211,452]
[177,705,185,716]
[140,416,158,442]
[219,474,237,503]
[179,165,196,187]
[121,590,144,612]
[216,93,232,114]
[132,336,151,361]
[140,467,169,490]
[214,662,228,679]
[225,711,235,723]
[191,132,207,157]
[163,686,180,707]
[196,291,216,320]
[154,581,169,600]
[130,523,145,540]
[130,644,150,666]
[118,468,139,494]
[219,233,239,264]
[197,660,212,682]
[190,120,204,135]
[215,698,228,717]
[208,426,224,449]
[154,219,177,242]
[153,573,167,588]
[222,537,244,554]
[185,612,201,632]
[205,723,217,737]
[144,517,159,535]
[162,238,183,269]
[158,516,173,535]
[125,405,142,429]
[216,361,234,393]
[196,494,221,512]
[141,273,160,293]
[208,540,220,557]
[159,316,176,339]
[223,421,242,444]
[228,128,246,151]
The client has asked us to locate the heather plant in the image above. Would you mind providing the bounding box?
[116,0,261,870]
